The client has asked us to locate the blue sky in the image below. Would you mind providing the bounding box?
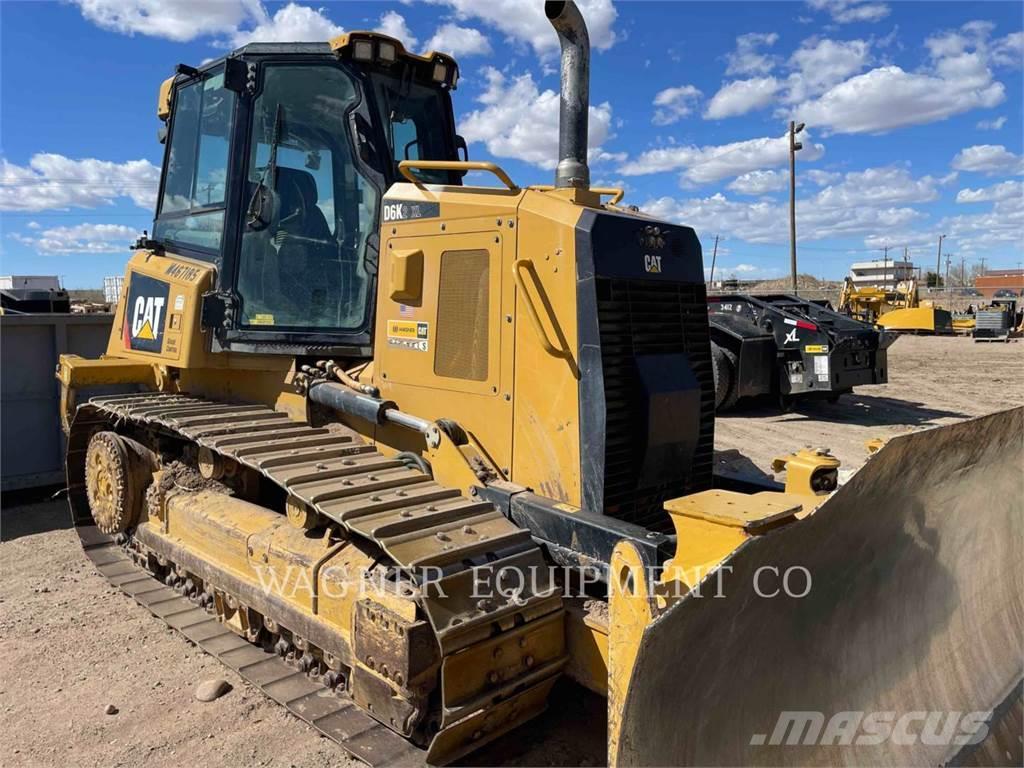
[1,0,1021,287]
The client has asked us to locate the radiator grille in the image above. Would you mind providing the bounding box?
[596,278,715,531]
[434,249,490,381]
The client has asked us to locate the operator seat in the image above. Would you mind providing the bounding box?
[273,167,338,321]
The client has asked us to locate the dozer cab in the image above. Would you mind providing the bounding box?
[58,2,1021,765]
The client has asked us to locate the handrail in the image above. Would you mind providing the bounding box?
[591,186,625,205]
[398,160,518,191]
[512,258,563,358]
[527,184,624,205]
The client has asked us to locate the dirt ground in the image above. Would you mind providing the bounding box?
[1,335,1020,768]
[715,334,1024,479]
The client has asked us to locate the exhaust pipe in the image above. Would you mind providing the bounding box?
[545,0,590,189]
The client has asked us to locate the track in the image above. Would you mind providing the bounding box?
[66,392,566,766]
[75,524,423,766]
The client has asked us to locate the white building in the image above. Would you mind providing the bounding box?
[0,275,60,291]
[103,275,125,303]
[849,259,915,288]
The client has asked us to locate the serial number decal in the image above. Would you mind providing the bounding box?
[382,200,441,222]
[165,263,202,282]
[805,344,828,353]
[387,319,429,351]
[813,354,830,381]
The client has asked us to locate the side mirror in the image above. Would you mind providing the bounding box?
[223,58,248,94]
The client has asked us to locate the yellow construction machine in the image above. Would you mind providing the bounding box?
[58,3,1021,765]
[838,277,954,333]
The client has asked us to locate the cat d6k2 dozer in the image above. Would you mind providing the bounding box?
[57,2,1021,765]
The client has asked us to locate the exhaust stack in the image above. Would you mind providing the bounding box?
[545,0,590,189]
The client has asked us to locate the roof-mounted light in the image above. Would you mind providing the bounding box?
[330,32,460,88]
[352,39,374,62]
[378,41,397,64]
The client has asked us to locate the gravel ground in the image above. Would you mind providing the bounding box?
[715,334,1024,479]
[1,334,1020,767]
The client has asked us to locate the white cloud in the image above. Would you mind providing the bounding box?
[785,37,871,102]
[229,3,342,46]
[0,154,160,212]
[942,195,1023,251]
[725,32,779,76]
[10,223,141,254]
[652,85,702,126]
[814,165,947,208]
[424,24,492,58]
[956,180,1023,204]
[792,22,1007,134]
[376,10,417,49]
[727,170,787,196]
[705,77,780,119]
[618,131,825,186]
[804,169,841,186]
[976,116,1008,131]
[74,1,345,46]
[459,68,614,170]
[794,66,1003,135]
[707,37,872,120]
[644,191,920,245]
[951,145,1024,176]
[991,31,1024,68]
[425,0,617,56]
[72,0,260,42]
[807,0,891,25]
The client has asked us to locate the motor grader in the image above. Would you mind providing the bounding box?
[58,2,1021,765]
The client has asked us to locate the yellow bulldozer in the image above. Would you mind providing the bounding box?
[837,277,954,333]
[58,2,1021,765]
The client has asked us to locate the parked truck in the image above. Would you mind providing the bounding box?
[709,293,894,410]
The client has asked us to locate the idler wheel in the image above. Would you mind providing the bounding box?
[85,431,156,534]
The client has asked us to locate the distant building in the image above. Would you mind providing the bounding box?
[975,269,1024,299]
[0,275,60,291]
[103,275,125,304]
[849,259,915,288]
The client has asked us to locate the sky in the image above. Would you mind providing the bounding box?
[1,0,1022,288]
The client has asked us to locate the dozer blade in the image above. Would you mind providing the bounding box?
[611,407,1023,766]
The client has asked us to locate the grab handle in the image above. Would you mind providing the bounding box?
[398,160,518,191]
[513,258,563,358]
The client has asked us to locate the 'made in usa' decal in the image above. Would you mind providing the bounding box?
[123,273,170,353]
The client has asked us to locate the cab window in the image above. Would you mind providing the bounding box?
[370,74,457,184]
[236,64,378,331]
[153,71,235,253]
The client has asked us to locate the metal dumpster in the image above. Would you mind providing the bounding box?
[1,313,113,491]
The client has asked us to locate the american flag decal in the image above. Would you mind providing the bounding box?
[399,304,413,318]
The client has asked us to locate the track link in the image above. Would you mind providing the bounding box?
[67,392,565,766]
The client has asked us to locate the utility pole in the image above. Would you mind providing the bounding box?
[883,245,889,291]
[789,120,805,295]
[935,234,946,288]
[961,255,966,287]
[709,234,720,284]
[979,257,987,285]
[945,255,951,296]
